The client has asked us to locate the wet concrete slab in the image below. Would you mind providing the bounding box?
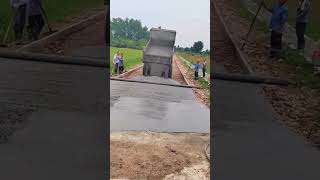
[0,57,108,180]
[131,76,179,85]
[70,46,107,60]
[212,79,320,180]
[110,77,210,133]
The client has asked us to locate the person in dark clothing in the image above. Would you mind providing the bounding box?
[10,0,27,42]
[27,0,45,40]
[202,60,207,78]
[118,53,125,74]
[296,0,311,50]
[263,0,288,59]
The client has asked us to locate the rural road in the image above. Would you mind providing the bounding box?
[212,79,320,180]
[0,56,108,180]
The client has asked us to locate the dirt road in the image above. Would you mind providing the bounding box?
[110,132,209,180]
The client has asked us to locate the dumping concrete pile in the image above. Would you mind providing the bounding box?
[143,27,176,78]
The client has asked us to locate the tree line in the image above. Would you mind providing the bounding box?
[111,17,149,50]
[111,17,210,55]
[175,41,210,55]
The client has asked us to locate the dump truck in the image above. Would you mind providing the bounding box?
[143,28,176,78]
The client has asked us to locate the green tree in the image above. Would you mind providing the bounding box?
[192,41,204,53]
[110,17,149,49]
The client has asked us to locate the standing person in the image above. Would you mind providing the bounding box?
[263,0,288,60]
[202,59,207,78]
[194,60,200,80]
[296,0,311,50]
[10,0,28,43]
[113,51,120,74]
[27,0,44,40]
[118,53,124,74]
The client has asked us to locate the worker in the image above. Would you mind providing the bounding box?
[27,0,44,40]
[194,60,200,80]
[113,50,120,74]
[118,53,125,74]
[296,0,311,50]
[10,0,28,43]
[263,0,289,60]
[202,59,207,78]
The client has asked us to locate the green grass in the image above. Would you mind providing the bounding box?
[0,0,102,43]
[176,52,211,73]
[236,1,269,33]
[252,0,320,41]
[110,47,143,75]
[282,48,320,89]
[198,76,210,91]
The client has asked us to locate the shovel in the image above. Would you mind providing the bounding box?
[38,2,58,34]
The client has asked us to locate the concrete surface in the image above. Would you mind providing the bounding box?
[71,46,108,60]
[212,79,320,180]
[110,76,209,133]
[0,57,108,180]
[131,76,179,85]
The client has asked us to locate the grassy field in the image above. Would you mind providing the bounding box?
[110,47,143,75]
[253,0,320,41]
[176,52,211,73]
[0,0,102,43]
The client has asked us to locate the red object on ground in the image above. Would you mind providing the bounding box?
[312,50,320,65]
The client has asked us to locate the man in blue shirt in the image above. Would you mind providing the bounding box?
[264,0,288,59]
[296,0,311,50]
[194,60,200,80]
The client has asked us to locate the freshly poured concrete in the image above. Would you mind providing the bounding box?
[0,57,107,180]
[212,79,320,180]
[71,46,107,60]
[110,76,209,133]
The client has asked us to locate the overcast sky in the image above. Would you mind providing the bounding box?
[111,0,210,50]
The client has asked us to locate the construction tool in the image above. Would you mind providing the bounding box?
[38,2,57,34]
[241,0,264,50]
[1,11,14,47]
